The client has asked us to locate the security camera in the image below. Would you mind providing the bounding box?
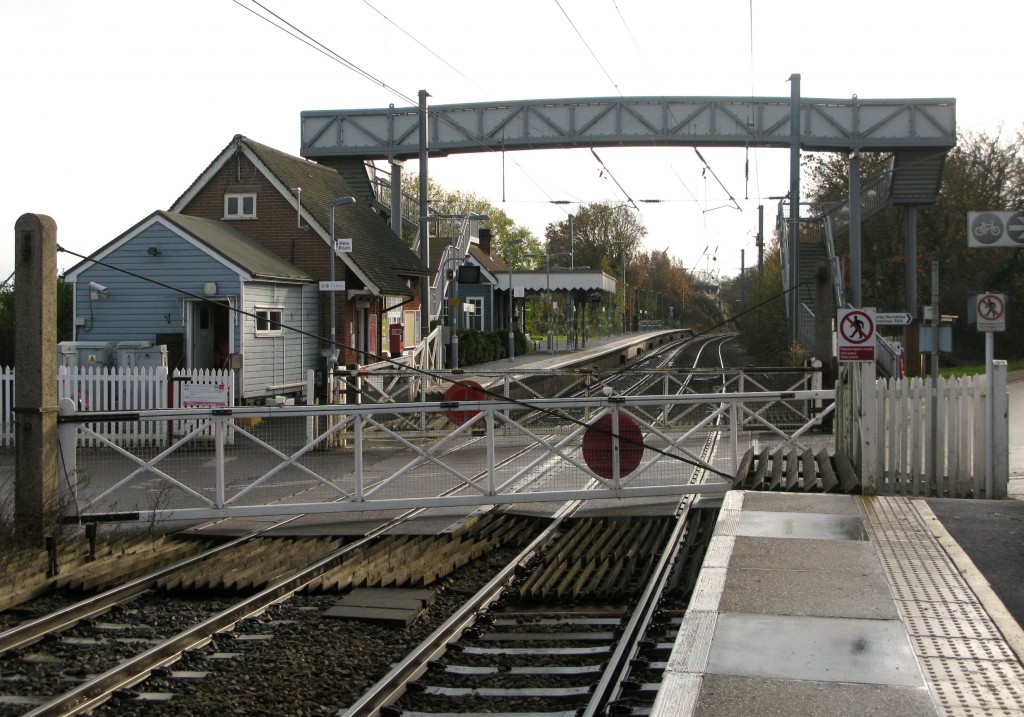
[89,281,108,299]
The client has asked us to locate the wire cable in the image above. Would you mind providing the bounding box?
[56,245,806,479]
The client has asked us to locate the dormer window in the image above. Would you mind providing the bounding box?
[224,193,256,219]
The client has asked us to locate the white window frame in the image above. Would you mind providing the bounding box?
[464,297,483,330]
[254,306,284,336]
[224,193,257,219]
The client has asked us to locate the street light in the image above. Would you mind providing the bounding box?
[328,196,356,366]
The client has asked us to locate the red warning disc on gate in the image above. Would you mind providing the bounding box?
[443,380,486,425]
[582,413,644,479]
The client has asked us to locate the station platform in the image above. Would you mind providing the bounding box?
[457,328,682,380]
[652,491,1024,716]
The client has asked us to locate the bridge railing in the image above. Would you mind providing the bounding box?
[55,389,835,524]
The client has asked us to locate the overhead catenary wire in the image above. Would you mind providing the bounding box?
[233,0,570,213]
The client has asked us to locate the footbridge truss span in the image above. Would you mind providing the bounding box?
[301,95,956,160]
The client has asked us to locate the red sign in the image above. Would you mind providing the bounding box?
[443,380,486,425]
[582,413,644,479]
[837,308,876,362]
[976,293,1006,332]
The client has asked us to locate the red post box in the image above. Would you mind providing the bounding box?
[389,323,404,357]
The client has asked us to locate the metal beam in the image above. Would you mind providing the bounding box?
[302,95,956,160]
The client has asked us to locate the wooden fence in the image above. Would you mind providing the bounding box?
[1,366,234,448]
[837,361,1009,498]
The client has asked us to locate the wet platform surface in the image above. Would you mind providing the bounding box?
[653,491,1024,717]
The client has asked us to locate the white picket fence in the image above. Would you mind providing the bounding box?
[837,361,1009,498]
[1,366,234,448]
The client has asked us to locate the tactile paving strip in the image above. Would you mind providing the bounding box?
[861,496,1024,716]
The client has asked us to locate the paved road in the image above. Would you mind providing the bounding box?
[928,373,1024,627]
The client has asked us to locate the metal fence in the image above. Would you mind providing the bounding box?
[57,388,834,523]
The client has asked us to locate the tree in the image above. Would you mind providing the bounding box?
[544,202,649,335]
[0,277,74,366]
[543,202,646,273]
[725,241,789,362]
[805,129,1024,362]
[399,174,542,261]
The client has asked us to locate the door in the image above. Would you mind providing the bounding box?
[188,299,231,369]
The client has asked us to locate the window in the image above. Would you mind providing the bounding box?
[224,193,256,219]
[254,307,283,336]
[464,297,483,331]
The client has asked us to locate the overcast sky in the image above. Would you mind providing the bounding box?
[2,0,1019,284]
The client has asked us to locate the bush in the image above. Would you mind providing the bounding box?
[454,328,528,366]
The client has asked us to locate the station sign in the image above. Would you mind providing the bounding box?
[975,293,1006,332]
[837,308,876,362]
[968,211,1024,248]
[319,280,346,291]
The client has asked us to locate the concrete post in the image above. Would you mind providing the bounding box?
[992,360,1009,499]
[14,213,60,544]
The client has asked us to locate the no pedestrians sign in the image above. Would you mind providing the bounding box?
[976,293,1006,332]
[837,308,876,362]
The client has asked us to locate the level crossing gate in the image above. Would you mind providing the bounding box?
[57,388,833,524]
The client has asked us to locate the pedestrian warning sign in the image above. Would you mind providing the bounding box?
[976,293,1006,332]
[837,308,876,362]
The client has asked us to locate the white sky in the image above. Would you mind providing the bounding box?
[2,0,1019,284]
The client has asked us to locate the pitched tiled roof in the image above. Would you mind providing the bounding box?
[468,244,507,273]
[157,212,311,282]
[238,137,429,296]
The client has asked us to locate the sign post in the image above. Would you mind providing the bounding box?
[975,292,1007,497]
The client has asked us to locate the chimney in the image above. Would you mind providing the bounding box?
[478,228,492,256]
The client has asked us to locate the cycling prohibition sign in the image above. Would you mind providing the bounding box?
[837,308,876,362]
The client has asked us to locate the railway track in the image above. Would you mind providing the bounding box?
[344,505,719,717]
[0,332,824,714]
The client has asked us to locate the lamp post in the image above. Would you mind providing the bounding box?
[328,196,356,366]
[507,238,523,360]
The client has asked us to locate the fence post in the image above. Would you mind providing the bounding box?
[353,412,363,501]
[485,409,496,495]
[57,397,78,509]
[859,362,878,494]
[992,360,1009,499]
[214,414,226,508]
[306,369,315,444]
[729,401,739,476]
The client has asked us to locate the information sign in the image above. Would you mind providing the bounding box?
[874,312,912,326]
[182,381,229,407]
